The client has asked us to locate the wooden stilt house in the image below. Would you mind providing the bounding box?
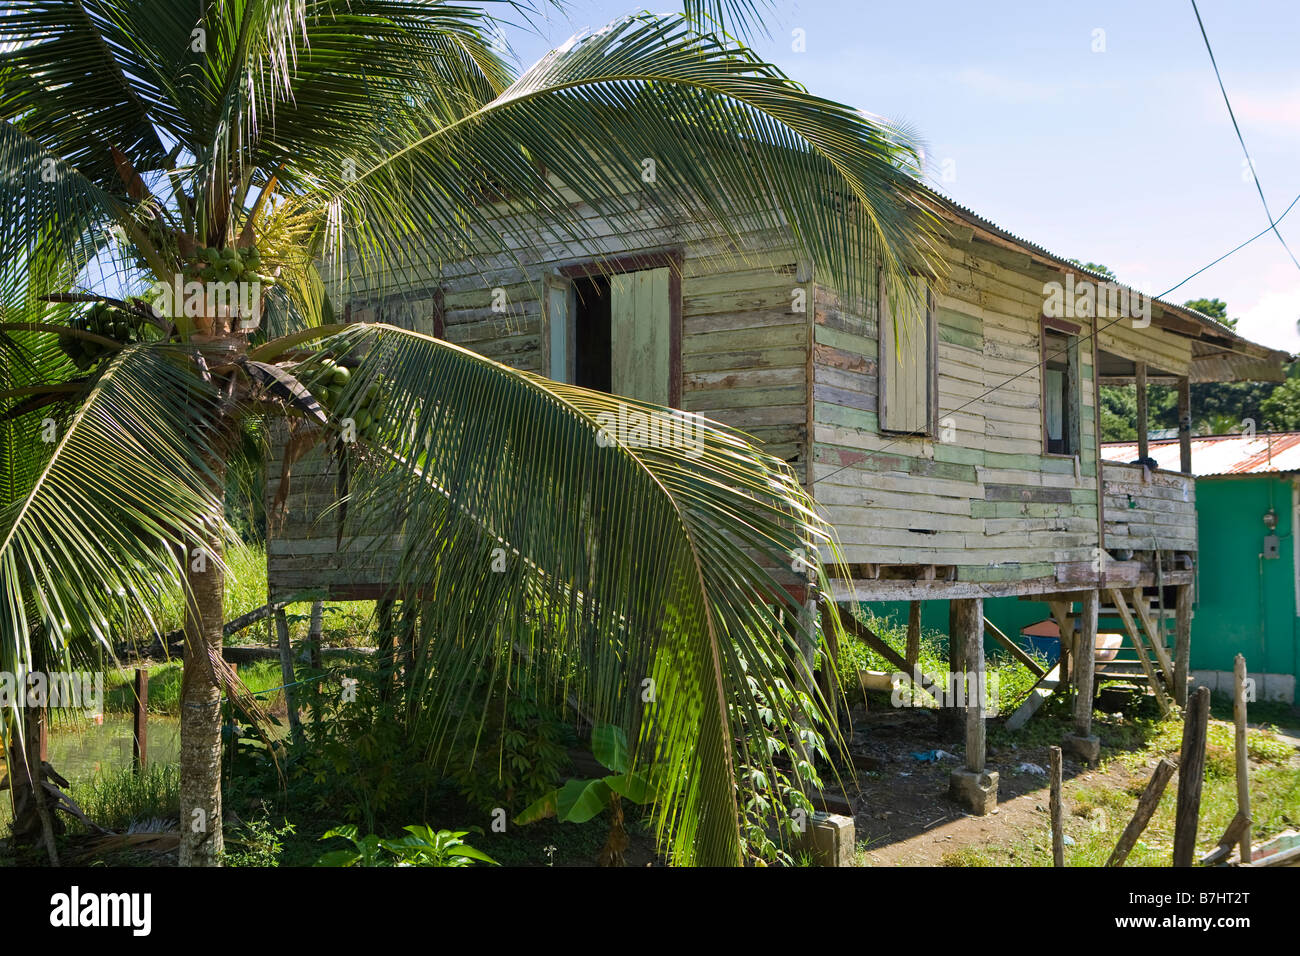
[267,187,1288,808]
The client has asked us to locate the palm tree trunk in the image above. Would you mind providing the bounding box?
[4,705,61,863]
[179,465,226,866]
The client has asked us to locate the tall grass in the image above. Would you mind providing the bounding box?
[101,660,288,716]
[70,764,181,832]
[835,608,1045,716]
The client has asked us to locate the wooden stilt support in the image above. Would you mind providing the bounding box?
[906,601,921,671]
[984,617,1046,678]
[1047,600,1074,689]
[948,597,996,814]
[1174,584,1192,707]
[274,607,301,741]
[1073,590,1098,738]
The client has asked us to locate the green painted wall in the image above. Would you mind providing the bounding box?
[1193,475,1299,701]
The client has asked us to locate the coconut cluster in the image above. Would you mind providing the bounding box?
[309,359,385,442]
[58,303,142,370]
[183,244,277,288]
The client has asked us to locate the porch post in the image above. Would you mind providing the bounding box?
[1177,376,1192,474]
[1064,589,1100,764]
[1135,362,1149,463]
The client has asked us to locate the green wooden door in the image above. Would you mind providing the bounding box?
[610,267,671,405]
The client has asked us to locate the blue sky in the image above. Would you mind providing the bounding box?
[500,1,1300,352]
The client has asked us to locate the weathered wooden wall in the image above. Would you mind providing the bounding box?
[1101,461,1197,554]
[267,201,1202,600]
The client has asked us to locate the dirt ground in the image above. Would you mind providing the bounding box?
[828,706,1146,866]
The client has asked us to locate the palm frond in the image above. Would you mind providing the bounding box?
[312,323,840,866]
[0,344,231,691]
[323,13,941,315]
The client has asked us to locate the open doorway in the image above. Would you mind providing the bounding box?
[572,275,611,393]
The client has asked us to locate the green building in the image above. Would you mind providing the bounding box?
[1104,434,1299,705]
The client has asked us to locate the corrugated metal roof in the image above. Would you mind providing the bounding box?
[1101,433,1300,476]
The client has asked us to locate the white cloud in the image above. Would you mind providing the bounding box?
[1235,281,1300,353]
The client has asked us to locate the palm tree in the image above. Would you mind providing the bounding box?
[0,0,939,866]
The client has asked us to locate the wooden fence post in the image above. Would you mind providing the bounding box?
[1234,654,1252,864]
[274,607,301,741]
[1050,745,1064,867]
[132,668,148,774]
[1173,686,1210,866]
[1107,758,1176,867]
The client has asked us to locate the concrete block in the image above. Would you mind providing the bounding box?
[794,811,855,867]
[948,768,998,815]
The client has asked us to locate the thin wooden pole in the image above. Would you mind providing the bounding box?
[274,608,301,741]
[1177,376,1192,474]
[1174,584,1192,707]
[1106,758,1176,867]
[953,598,985,773]
[1135,362,1149,463]
[906,601,922,671]
[1173,686,1211,866]
[1050,745,1064,867]
[132,668,148,774]
[1233,654,1252,863]
[1073,590,1098,738]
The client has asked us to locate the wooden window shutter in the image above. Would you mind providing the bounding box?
[878,272,934,434]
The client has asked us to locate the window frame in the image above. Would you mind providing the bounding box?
[550,250,684,407]
[1040,316,1082,458]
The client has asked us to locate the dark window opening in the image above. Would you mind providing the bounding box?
[1043,326,1078,456]
[573,275,611,393]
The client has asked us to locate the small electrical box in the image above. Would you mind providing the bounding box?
[1264,534,1281,559]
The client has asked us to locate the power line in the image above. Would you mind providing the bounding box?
[1190,0,1300,271]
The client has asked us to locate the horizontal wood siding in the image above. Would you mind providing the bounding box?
[1101,460,1197,553]
[812,244,1103,581]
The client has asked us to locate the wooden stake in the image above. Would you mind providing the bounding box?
[1135,362,1149,463]
[1050,745,1064,867]
[1233,654,1252,864]
[1199,810,1251,866]
[1106,757,1176,867]
[132,668,148,774]
[1177,376,1192,474]
[1173,686,1211,866]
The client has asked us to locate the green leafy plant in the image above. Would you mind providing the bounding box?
[517,724,656,866]
[315,824,495,867]
[223,809,295,867]
[446,671,573,816]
